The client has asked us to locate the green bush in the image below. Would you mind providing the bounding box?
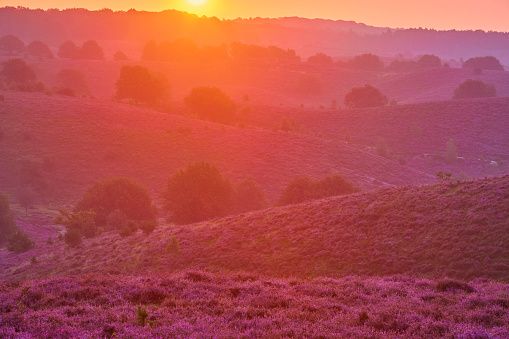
[0,192,18,243]
[344,84,388,108]
[75,177,157,228]
[184,86,236,124]
[7,230,35,253]
[453,79,496,99]
[161,162,233,224]
[278,174,360,206]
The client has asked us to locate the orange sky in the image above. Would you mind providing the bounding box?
[2,0,509,32]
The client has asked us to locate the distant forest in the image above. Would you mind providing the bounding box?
[1,7,509,64]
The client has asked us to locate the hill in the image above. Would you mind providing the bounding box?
[2,175,508,282]
[1,272,508,338]
[248,97,509,179]
[0,90,431,205]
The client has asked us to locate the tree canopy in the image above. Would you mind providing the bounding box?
[184,86,236,124]
[344,84,388,108]
[453,79,496,99]
[115,65,168,104]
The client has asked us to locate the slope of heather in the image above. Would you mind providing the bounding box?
[248,97,509,179]
[1,273,508,338]
[2,176,508,283]
[0,90,432,204]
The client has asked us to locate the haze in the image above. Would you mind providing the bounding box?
[1,0,509,32]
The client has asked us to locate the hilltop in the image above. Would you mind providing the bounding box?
[2,175,508,282]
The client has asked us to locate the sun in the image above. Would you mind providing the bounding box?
[187,0,207,5]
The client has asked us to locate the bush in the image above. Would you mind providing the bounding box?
[139,220,157,235]
[184,86,236,124]
[344,84,388,108]
[80,40,104,60]
[64,228,82,247]
[453,79,496,99]
[75,177,157,228]
[346,53,384,71]
[0,35,24,54]
[1,58,36,84]
[417,54,441,68]
[7,230,35,253]
[58,40,80,59]
[115,65,168,104]
[161,162,233,224]
[54,209,98,239]
[234,177,268,214]
[307,52,333,66]
[278,174,360,206]
[25,41,53,59]
[113,50,128,61]
[462,56,504,71]
[0,192,18,243]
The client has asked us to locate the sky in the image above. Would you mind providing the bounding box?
[2,0,509,32]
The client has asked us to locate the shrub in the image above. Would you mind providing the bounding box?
[234,177,268,214]
[56,69,90,96]
[17,185,37,216]
[453,79,496,99]
[417,54,441,68]
[462,56,504,71]
[75,177,157,228]
[346,53,384,71]
[0,35,24,54]
[184,86,236,124]
[7,230,35,253]
[113,50,128,61]
[139,220,157,235]
[1,58,36,84]
[64,227,82,247]
[278,174,360,206]
[58,40,80,59]
[80,40,104,60]
[307,52,333,66]
[344,84,388,108]
[115,65,168,104]
[161,162,233,224]
[25,41,53,59]
[54,209,98,239]
[0,193,18,243]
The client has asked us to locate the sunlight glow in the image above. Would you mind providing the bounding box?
[187,0,207,5]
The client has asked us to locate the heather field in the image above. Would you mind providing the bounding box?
[1,273,509,338]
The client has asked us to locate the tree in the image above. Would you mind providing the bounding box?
[344,84,388,108]
[115,65,168,104]
[54,209,98,239]
[113,50,128,61]
[184,86,236,124]
[56,69,90,96]
[453,79,496,99]
[25,41,53,59]
[75,177,157,228]
[0,192,18,243]
[307,52,333,66]
[234,177,268,214]
[58,40,80,59]
[278,174,360,206]
[17,185,37,216]
[7,230,35,253]
[462,56,504,71]
[445,138,458,163]
[161,162,233,224]
[0,35,24,55]
[1,58,36,84]
[80,40,104,60]
[347,53,384,71]
[417,54,441,68]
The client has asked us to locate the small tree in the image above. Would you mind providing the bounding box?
[0,35,25,55]
[445,138,458,163]
[75,177,157,228]
[7,230,35,253]
[453,79,496,99]
[17,185,37,216]
[80,40,104,60]
[113,50,128,61]
[1,59,36,84]
[64,228,82,247]
[347,53,384,71]
[161,162,233,224]
[25,41,54,59]
[184,86,236,124]
[115,65,168,104]
[54,209,98,239]
[344,84,388,108]
[417,54,441,68]
[307,52,333,66]
[462,56,504,71]
[58,40,80,59]
[0,192,18,243]
[234,177,268,214]
[56,69,90,96]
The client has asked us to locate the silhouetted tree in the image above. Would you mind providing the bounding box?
[0,35,24,55]
[54,209,97,241]
[75,177,157,228]
[1,58,36,84]
[113,50,128,61]
[346,53,384,71]
[80,40,104,60]
[7,230,35,253]
[0,192,18,243]
[344,84,388,108]
[161,162,233,224]
[115,65,168,104]
[234,177,268,214]
[417,54,441,68]
[25,40,53,59]
[58,40,79,59]
[453,79,496,99]
[462,56,504,71]
[307,52,333,66]
[17,185,37,216]
[184,86,236,124]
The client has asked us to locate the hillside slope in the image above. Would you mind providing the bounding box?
[0,91,432,204]
[2,176,508,282]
